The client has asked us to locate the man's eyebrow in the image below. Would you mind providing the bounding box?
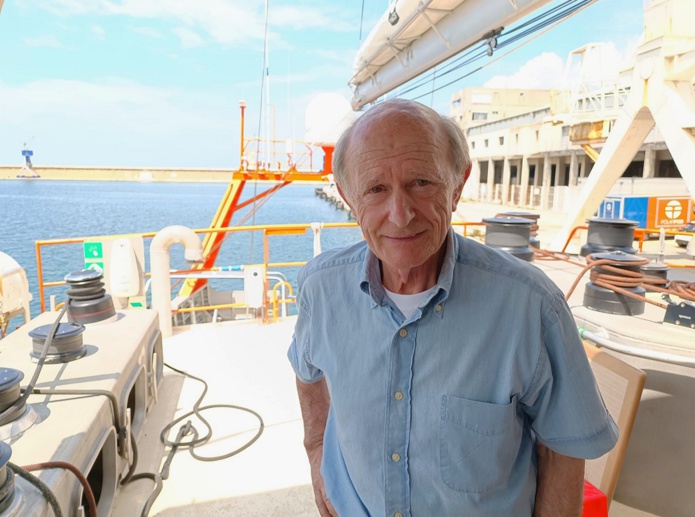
[362,177,383,191]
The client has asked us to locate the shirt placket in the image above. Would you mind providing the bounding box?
[385,321,417,517]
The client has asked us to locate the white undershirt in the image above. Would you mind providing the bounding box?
[383,286,435,319]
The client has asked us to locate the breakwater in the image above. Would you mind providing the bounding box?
[0,165,233,183]
[315,184,354,219]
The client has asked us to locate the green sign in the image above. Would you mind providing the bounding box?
[84,242,103,260]
[85,261,104,272]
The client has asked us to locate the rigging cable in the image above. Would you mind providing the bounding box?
[404,0,590,98]
[249,0,272,264]
[390,0,594,102]
[402,0,590,93]
[359,0,366,42]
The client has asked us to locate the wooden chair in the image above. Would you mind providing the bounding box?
[583,341,647,507]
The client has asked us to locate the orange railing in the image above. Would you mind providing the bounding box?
[34,222,359,315]
[33,221,488,319]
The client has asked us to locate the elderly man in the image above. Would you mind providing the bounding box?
[288,99,617,516]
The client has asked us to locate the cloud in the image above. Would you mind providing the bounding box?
[484,52,565,89]
[129,26,164,39]
[91,24,106,41]
[0,78,236,166]
[24,0,355,46]
[313,48,356,65]
[23,35,64,48]
[172,27,203,48]
[270,5,353,32]
[482,40,639,92]
[24,0,102,16]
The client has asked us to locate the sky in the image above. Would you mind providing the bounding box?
[0,0,644,169]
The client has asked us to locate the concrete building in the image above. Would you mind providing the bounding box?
[452,63,689,213]
[450,88,551,127]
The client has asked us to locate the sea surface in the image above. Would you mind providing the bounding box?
[0,180,362,321]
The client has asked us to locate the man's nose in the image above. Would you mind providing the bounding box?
[388,190,415,228]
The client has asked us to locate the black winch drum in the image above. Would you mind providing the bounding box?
[583,251,646,316]
[65,269,116,324]
[640,263,670,284]
[0,441,15,513]
[483,217,534,262]
[28,322,87,363]
[580,217,638,257]
[0,369,24,414]
[496,211,540,249]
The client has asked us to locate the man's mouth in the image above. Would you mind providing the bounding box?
[384,231,423,241]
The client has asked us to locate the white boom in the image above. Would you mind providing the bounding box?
[350,0,572,109]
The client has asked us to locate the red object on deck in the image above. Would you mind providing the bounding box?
[582,480,608,517]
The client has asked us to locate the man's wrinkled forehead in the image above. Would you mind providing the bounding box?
[352,104,445,149]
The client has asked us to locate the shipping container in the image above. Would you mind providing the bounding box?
[598,195,694,236]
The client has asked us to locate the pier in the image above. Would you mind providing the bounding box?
[0,165,235,183]
[315,183,354,219]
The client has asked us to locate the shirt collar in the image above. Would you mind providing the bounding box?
[359,228,459,309]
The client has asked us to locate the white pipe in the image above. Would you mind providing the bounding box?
[150,226,203,338]
[311,222,323,257]
[580,329,695,368]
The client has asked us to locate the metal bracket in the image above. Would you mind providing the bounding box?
[484,27,503,57]
[663,295,695,329]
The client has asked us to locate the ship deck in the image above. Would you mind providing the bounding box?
[113,203,695,516]
[113,317,316,516]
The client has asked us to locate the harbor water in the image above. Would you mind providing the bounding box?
[0,180,362,321]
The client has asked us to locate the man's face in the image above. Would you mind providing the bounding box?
[339,109,463,288]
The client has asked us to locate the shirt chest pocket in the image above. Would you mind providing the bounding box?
[440,394,522,494]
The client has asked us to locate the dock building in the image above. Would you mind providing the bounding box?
[453,45,690,214]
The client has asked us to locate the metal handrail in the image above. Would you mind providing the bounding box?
[33,220,518,319]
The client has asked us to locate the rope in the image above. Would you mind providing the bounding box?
[534,247,695,310]
[7,463,63,517]
[668,280,695,301]
[20,462,97,517]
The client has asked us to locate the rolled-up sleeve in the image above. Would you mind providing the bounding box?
[521,292,619,459]
[287,286,324,384]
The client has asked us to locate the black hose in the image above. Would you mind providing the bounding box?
[160,362,264,462]
[126,472,163,517]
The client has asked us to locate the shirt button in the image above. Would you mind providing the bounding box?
[394,391,404,401]
[392,452,401,462]
[399,329,408,338]
[434,304,442,312]
[395,513,403,517]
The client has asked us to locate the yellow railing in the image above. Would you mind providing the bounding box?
[33,221,488,319]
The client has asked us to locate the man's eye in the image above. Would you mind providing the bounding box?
[415,179,430,186]
[368,186,384,194]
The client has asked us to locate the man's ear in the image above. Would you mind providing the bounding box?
[451,164,471,211]
[451,181,465,212]
[463,164,472,184]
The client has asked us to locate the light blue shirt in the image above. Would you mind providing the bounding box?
[288,229,618,517]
